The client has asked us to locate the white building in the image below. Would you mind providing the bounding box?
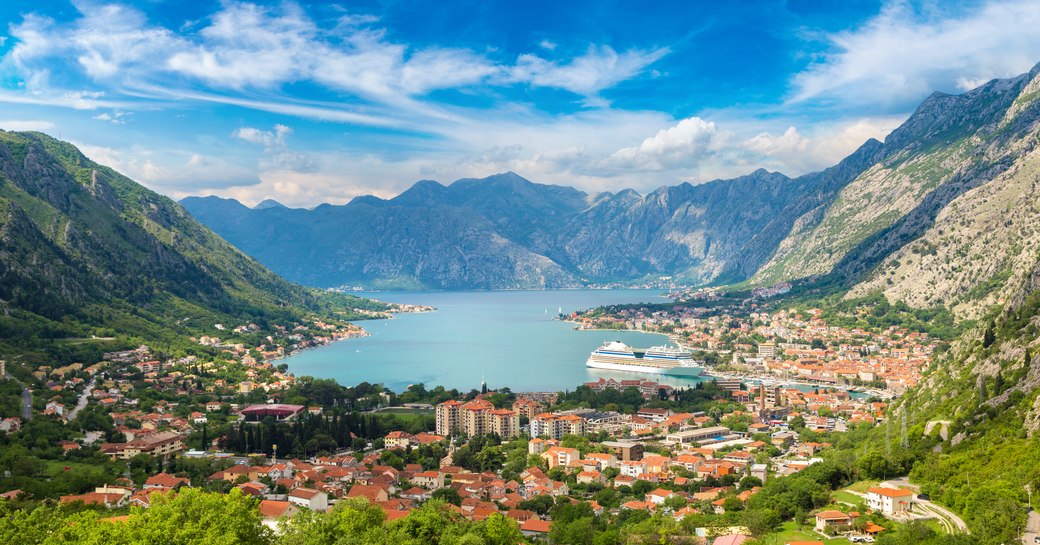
[288,487,329,511]
[867,487,914,515]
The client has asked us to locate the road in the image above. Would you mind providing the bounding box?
[881,478,970,533]
[4,366,33,421]
[1023,510,1039,545]
[21,384,32,420]
[66,378,96,421]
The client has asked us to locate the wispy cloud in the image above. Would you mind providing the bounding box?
[790,0,1040,109]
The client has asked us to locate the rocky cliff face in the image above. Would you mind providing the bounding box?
[754,64,1040,297]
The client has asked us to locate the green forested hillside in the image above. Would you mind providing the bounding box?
[0,131,386,359]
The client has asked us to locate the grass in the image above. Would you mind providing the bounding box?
[846,480,878,493]
[832,490,867,506]
[767,521,853,544]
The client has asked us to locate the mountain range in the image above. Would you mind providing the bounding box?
[184,64,1040,301]
[180,146,883,290]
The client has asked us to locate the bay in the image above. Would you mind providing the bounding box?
[280,289,708,392]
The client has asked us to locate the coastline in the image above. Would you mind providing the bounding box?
[274,304,437,363]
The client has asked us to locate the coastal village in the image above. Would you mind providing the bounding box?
[0,298,954,544]
[569,302,942,396]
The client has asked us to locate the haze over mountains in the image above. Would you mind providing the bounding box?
[183,63,1040,298]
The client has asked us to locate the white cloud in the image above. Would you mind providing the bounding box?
[233,124,318,174]
[539,39,557,51]
[606,117,719,171]
[790,0,1040,109]
[74,141,261,192]
[233,124,292,147]
[509,45,669,97]
[92,110,129,124]
[0,120,55,131]
[3,0,664,115]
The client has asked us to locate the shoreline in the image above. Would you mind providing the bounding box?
[275,305,437,363]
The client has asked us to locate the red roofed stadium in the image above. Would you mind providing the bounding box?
[241,404,305,422]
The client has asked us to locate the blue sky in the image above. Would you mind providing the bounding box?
[1,0,1039,206]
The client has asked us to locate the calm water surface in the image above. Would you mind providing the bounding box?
[280,289,708,392]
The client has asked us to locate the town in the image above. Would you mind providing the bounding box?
[0,296,963,545]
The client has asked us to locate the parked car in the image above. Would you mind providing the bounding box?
[917,493,931,501]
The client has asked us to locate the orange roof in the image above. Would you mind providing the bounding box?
[259,500,293,518]
[815,510,852,520]
[520,519,552,533]
[868,487,912,498]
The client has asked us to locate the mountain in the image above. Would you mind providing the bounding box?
[756,64,1040,316]
[182,164,880,290]
[182,64,1040,299]
[0,130,384,350]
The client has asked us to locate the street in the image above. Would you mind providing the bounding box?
[1022,510,1039,545]
[66,378,96,421]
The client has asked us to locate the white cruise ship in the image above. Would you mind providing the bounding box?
[586,341,704,377]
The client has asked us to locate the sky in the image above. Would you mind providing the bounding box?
[1,0,1039,207]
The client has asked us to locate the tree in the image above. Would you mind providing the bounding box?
[128,487,268,545]
[431,487,462,506]
[483,513,523,545]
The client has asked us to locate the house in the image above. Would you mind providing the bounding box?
[144,473,190,489]
[259,500,299,530]
[520,519,552,538]
[410,470,444,489]
[400,487,432,501]
[814,510,856,533]
[867,487,914,515]
[385,431,414,449]
[542,446,579,469]
[750,464,768,483]
[577,470,604,485]
[645,488,674,505]
[288,488,328,511]
[347,484,389,504]
[59,491,129,508]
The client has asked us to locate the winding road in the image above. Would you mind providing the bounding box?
[881,478,970,534]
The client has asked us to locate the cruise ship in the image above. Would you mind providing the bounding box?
[586,341,704,377]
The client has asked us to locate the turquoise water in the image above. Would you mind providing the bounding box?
[280,289,708,392]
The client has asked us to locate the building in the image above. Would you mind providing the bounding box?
[814,510,856,533]
[512,398,543,420]
[287,488,328,511]
[636,408,672,422]
[436,399,520,438]
[530,413,586,439]
[758,342,777,358]
[435,400,464,436]
[665,426,732,446]
[750,463,768,483]
[602,441,643,461]
[100,431,185,460]
[542,446,579,469]
[241,404,305,422]
[384,431,413,449]
[867,487,914,515]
